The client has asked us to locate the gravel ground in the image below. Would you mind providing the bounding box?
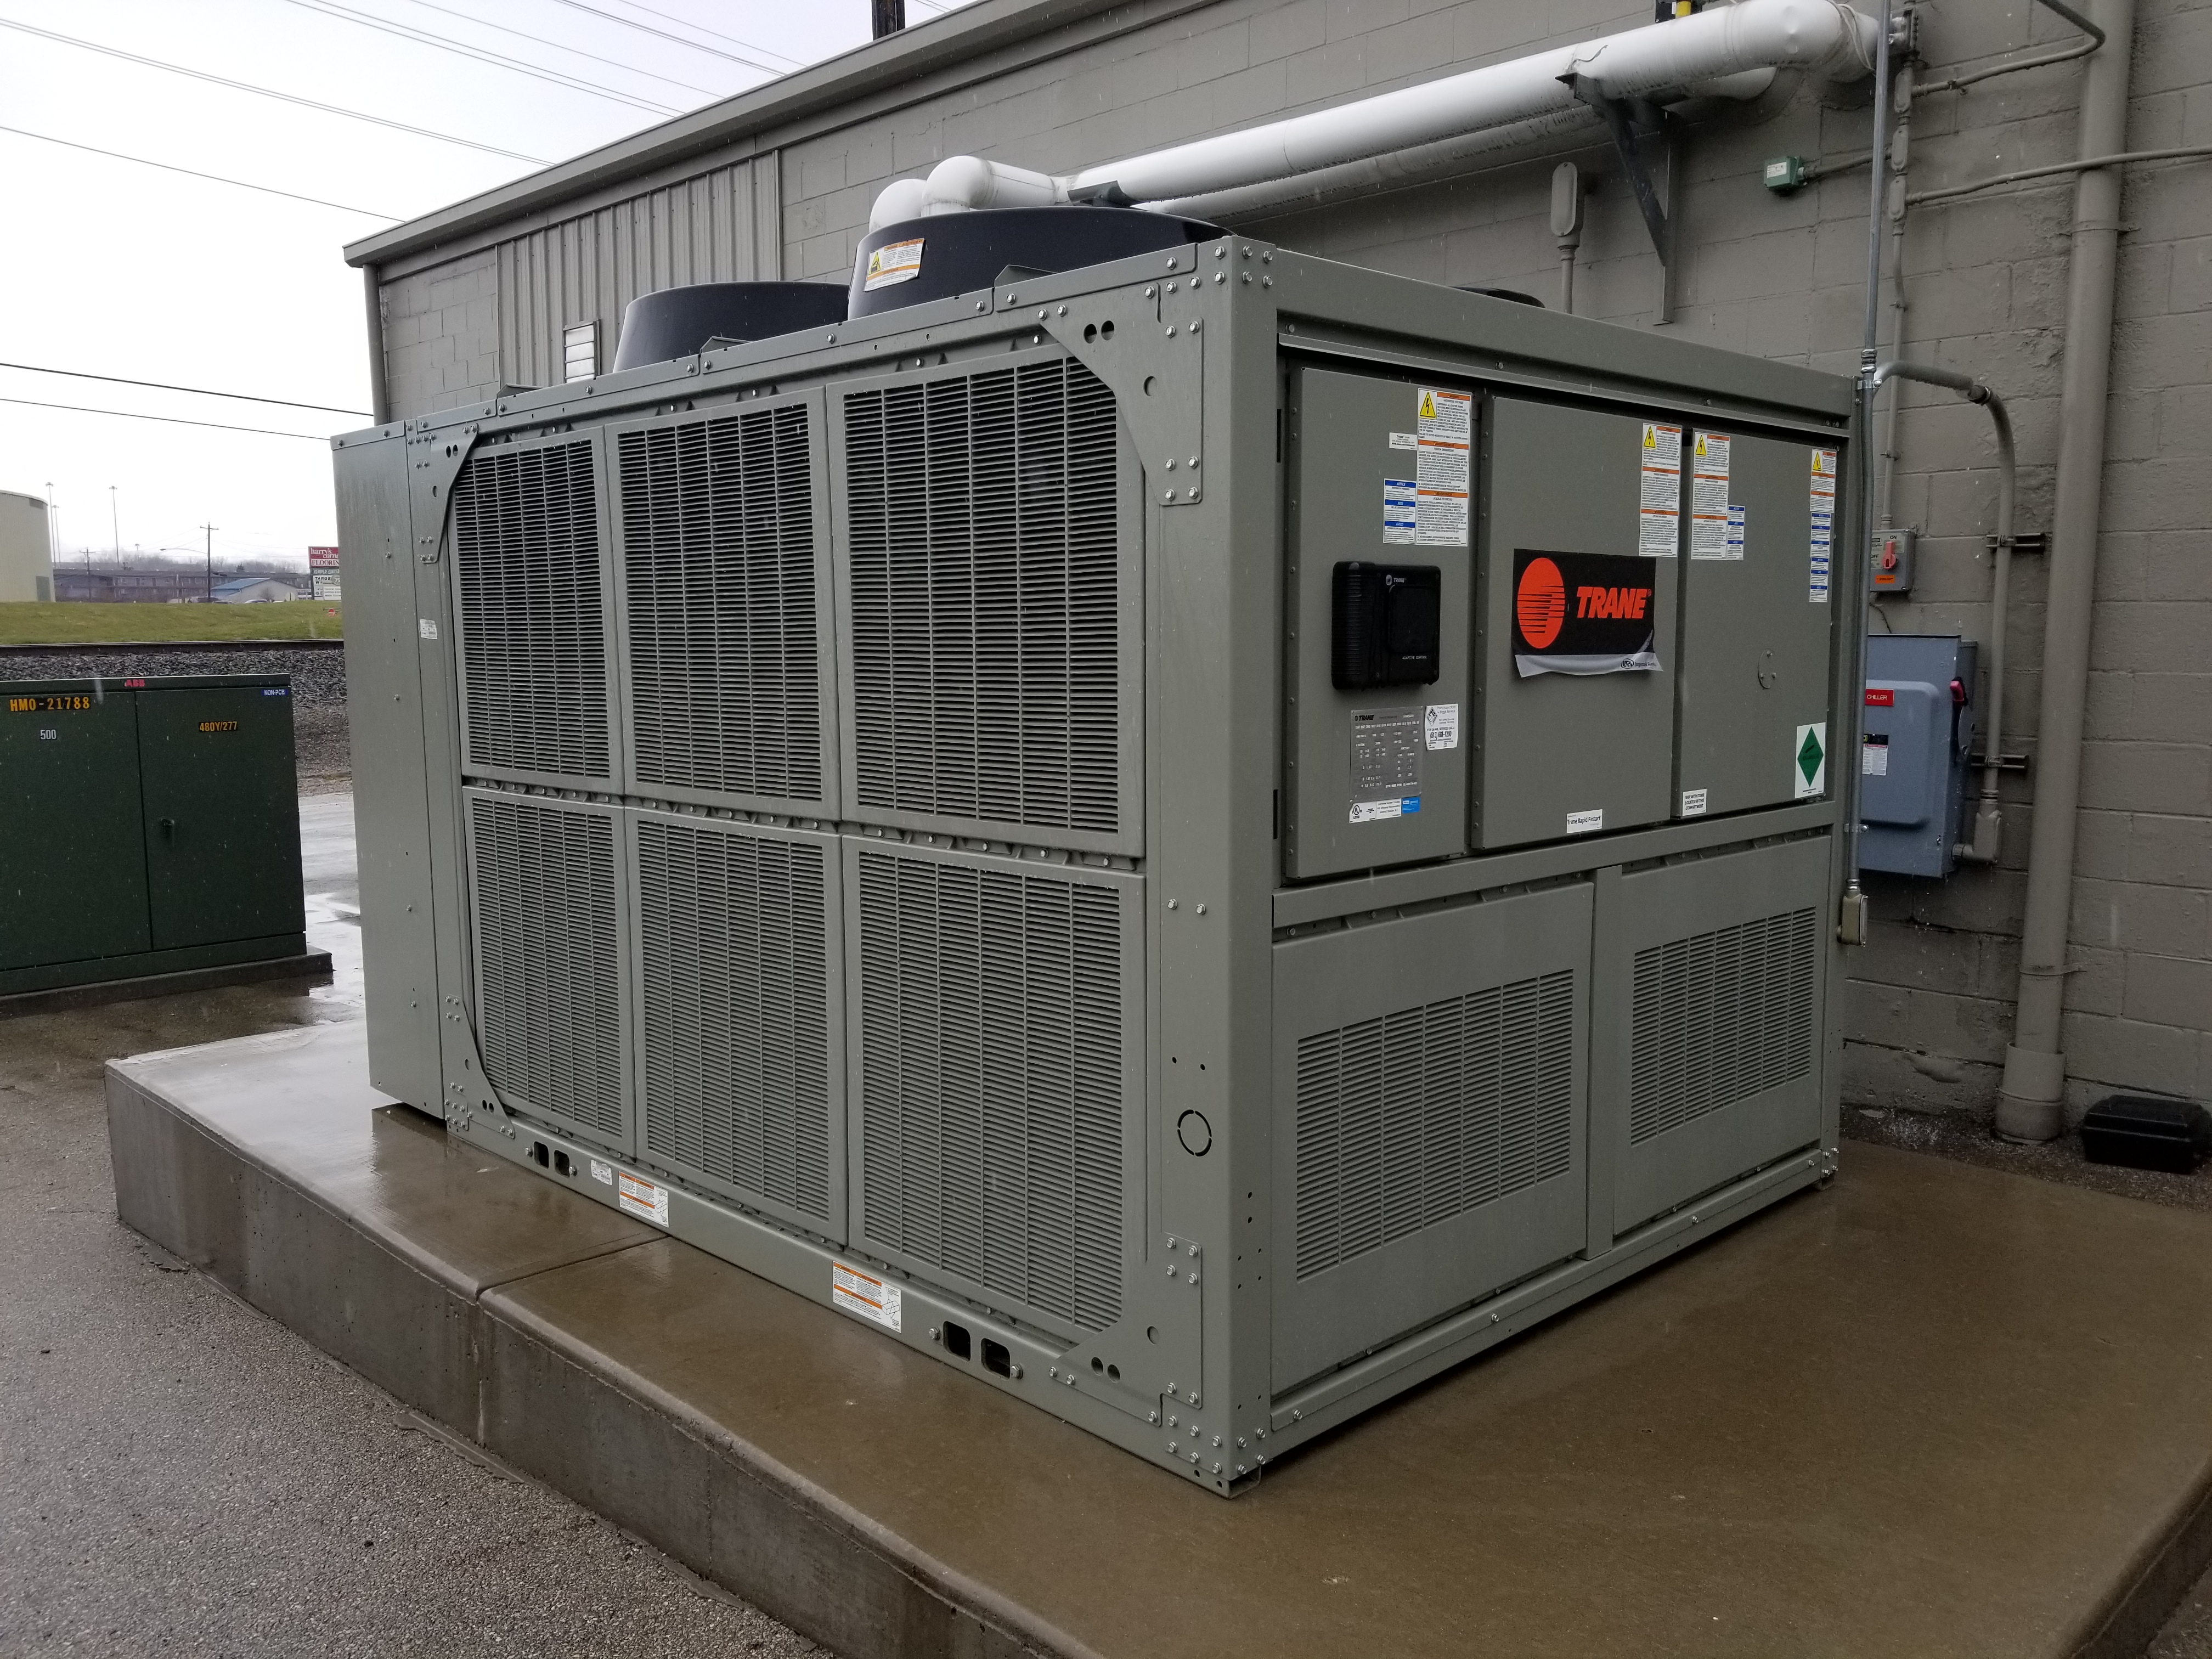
[1842,1100,2212,1211]
[0,644,351,793]
[0,796,815,1659]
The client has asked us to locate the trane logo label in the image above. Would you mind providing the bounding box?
[1510,549,1663,678]
[1575,584,1651,621]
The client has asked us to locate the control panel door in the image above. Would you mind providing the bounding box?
[0,688,149,970]
[138,686,304,948]
[1476,397,1679,850]
[1674,428,1839,819]
[1283,365,1472,881]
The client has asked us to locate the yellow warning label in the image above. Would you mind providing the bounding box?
[1419,391,1436,421]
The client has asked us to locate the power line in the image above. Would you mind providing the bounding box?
[0,363,370,417]
[388,0,729,99]
[0,16,552,165]
[591,0,800,67]
[0,397,331,442]
[535,0,788,76]
[280,0,682,116]
[0,123,403,218]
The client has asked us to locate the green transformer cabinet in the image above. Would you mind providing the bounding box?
[0,675,311,997]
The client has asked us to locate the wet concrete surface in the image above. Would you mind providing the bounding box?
[0,789,816,1658]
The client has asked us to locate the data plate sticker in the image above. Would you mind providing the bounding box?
[1350,707,1423,805]
[1680,788,1708,817]
[616,1171,669,1227]
[832,1262,902,1331]
[864,237,924,290]
[589,1159,613,1186]
[1566,808,1605,835]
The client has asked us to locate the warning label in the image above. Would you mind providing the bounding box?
[1680,788,1708,817]
[1808,448,1838,602]
[864,237,924,291]
[616,1171,670,1227]
[1863,736,1889,777]
[1424,703,1459,750]
[832,1261,902,1331]
[1399,387,1470,546]
[1639,422,1683,557]
[1690,432,1732,558]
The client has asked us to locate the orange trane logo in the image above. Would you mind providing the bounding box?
[1574,585,1651,620]
[1515,556,1567,649]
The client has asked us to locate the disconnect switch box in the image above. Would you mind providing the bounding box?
[1859,633,1976,877]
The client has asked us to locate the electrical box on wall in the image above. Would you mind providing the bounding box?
[1859,633,1976,877]
[1871,526,1916,595]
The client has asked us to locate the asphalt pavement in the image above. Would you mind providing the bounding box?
[0,790,817,1658]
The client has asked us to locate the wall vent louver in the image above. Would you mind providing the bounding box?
[1294,970,1575,1280]
[469,795,623,1139]
[843,358,1122,838]
[618,403,823,804]
[854,849,1124,1332]
[1629,906,1818,1144]
[637,819,833,1221]
[451,440,611,781]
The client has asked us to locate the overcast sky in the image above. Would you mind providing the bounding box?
[1,0,967,569]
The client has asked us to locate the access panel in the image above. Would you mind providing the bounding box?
[0,686,149,970]
[137,685,304,950]
[1674,428,1838,819]
[1283,365,1472,879]
[1475,397,1678,849]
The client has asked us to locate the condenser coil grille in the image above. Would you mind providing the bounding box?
[451,440,610,780]
[618,403,822,803]
[854,849,1124,1331]
[1295,970,1575,1280]
[843,358,1122,837]
[1630,906,1818,1144]
[470,795,623,1138]
[637,819,833,1221]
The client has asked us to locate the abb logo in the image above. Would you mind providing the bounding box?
[1575,585,1650,620]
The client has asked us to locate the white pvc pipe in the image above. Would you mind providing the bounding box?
[1064,0,1871,205]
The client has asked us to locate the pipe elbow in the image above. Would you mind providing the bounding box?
[868,178,930,232]
[922,156,1062,216]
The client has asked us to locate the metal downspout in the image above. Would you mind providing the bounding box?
[1841,0,1895,946]
[1996,0,2136,1143]
[1872,362,2015,864]
[363,265,391,426]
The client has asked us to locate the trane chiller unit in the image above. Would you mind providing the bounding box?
[337,205,1857,1494]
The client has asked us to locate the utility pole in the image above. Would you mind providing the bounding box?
[109,486,119,563]
[201,523,217,602]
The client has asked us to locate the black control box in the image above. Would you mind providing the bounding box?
[1332,562,1441,690]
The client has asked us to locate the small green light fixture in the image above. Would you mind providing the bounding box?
[1763,156,1808,195]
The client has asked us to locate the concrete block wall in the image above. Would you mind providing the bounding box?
[368,0,2212,1121]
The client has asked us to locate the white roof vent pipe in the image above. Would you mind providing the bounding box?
[868,0,1872,225]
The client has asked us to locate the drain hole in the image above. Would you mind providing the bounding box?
[981,1339,1012,1378]
[942,1322,971,1361]
[529,1141,549,1167]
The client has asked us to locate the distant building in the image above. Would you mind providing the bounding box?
[52,566,306,603]
[0,490,53,602]
[210,575,303,605]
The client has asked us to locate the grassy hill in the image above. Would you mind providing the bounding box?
[0,600,344,645]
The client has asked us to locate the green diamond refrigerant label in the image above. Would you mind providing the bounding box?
[1795,723,1827,799]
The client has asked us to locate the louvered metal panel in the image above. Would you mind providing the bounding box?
[466,789,627,1146]
[1629,907,1818,1144]
[1294,970,1575,1280]
[450,436,614,784]
[614,393,833,810]
[847,842,1138,1336]
[633,811,840,1230]
[837,351,1139,854]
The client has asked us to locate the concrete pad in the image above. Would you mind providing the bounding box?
[111,1022,2212,1659]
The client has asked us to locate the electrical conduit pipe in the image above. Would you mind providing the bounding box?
[1872,362,2015,866]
